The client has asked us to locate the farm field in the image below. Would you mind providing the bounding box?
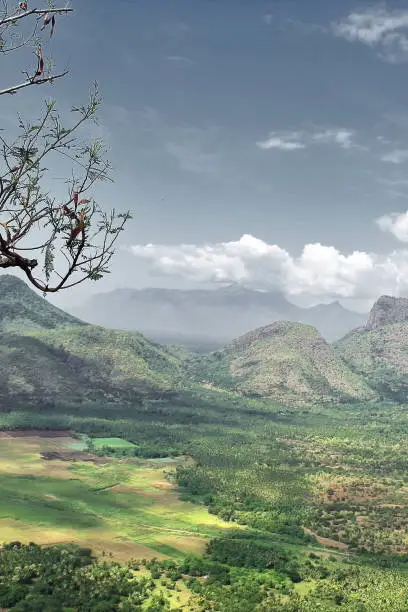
[2,401,408,609]
[0,430,234,561]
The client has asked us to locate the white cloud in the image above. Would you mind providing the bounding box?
[129,233,408,300]
[381,149,408,164]
[257,128,359,152]
[332,7,408,62]
[257,132,305,150]
[377,210,408,242]
[312,129,355,149]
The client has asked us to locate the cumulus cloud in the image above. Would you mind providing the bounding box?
[332,7,408,62]
[381,149,408,164]
[257,132,305,150]
[312,129,355,149]
[128,233,408,300]
[377,210,408,242]
[257,128,359,152]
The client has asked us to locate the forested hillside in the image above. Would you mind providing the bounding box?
[335,296,408,402]
[2,278,408,609]
[0,276,182,407]
[185,321,376,406]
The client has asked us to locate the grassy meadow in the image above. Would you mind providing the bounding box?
[0,431,233,562]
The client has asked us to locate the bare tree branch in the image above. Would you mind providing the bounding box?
[0,70,68,95]
[0,7,73,27]
[1,2,73,93]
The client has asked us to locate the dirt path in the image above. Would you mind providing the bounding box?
[130,521,209,537]
[303,527,349,551]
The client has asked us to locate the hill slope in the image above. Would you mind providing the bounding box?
[335,296,408,401]
[187,321,376,406]
[0,275,182,407]
[71,285,367,347]
[0,274,83,331]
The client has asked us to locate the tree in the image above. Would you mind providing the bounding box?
[1,3,72,96]
[0,2,131,293]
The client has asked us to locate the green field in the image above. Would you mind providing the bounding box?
[0,431,234,562]
[90,436,137,450]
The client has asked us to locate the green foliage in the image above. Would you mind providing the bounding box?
[0,276,184,406]
[185,321,376,407]
[335,323,408,401]
[4,276,408,608]
[0,543,140,610]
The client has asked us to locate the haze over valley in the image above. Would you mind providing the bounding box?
[72,284,368,350]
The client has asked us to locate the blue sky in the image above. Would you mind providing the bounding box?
[4,0,408,310]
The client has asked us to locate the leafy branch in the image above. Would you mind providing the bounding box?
[1,2,73,94]
[0,85,131,293]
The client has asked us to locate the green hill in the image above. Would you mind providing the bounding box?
[0,275,182,407]
[0,274,83,331]
[334,296,408,401]
[187,321,377,406]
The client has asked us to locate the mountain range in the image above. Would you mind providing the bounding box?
[1,274,408,408]
[71,285,367,349]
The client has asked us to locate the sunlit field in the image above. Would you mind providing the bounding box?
[0,431,233,562]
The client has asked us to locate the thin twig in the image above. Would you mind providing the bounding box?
[0,8,73,27]
[0,71,69,96]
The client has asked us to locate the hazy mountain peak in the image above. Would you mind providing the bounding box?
[365,295,408,331]
[71,285,368,347]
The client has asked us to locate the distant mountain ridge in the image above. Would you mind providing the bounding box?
[71,285,367,348]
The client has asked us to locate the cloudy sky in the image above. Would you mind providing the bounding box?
[4,0,408,311]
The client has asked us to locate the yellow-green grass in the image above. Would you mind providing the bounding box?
[0,433,235,561]
[90,437,137,450]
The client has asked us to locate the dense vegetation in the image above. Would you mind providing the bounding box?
[2,538,408,610]
[3,276,408,608]
[335,324,408,402]
[185,322,377,406]
[3,391,408,608]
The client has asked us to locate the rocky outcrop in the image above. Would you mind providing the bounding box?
[365,296,408,331]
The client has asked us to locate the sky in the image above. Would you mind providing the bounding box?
[4,0,408,311]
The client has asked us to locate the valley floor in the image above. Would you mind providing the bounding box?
[0,431,232,562]
[2,393,408,609]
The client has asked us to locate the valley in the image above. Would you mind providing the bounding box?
[0,430,231,561]
[1,276,408,609]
